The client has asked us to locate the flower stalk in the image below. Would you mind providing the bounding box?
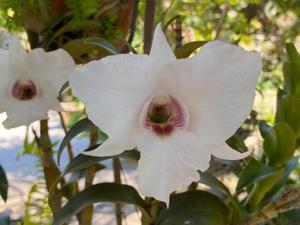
[39,119,62,215]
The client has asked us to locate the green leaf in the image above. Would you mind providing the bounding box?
[245,167,285,211]
[283,62,300,95]
[156,190,232,225]
[286,43,300,65]
[262,156,298,203]
[62,38,105,59]
[57,118,96,164]
[237,157,279,191]
[48,20,101,47]
[63,149,140,175]
[198,171,231,196]
[59,81,69,97]
[83,37,119,55]
[0,164,8,202]
[258,120,272,138]
[276,95,300,138]
[263,122,296,167]
[53,183,152,225]
[245,157,298,210]
[175,41,207,59]
[226,134,248,152]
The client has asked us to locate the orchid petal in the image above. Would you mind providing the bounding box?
[0,49,10,113]
[26,48,75,110]
[136,131,211,203]
[161,40,262,144]
[209,143,252,160]
[70,54,159,155]
[149,24,176,65]
[9,35,27,75]
[3,99,48,128]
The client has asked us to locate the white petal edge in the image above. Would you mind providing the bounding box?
[26,48,75,110]
[209,143,252,160]
[149,24,176,65]
[3,100,48,129]
[9,35,27,75]
[82,138,127,157]
[136,130,211,203]
[0,49,10,113]
[70,54,160,156]
[160,40,262,144]
[26,48,75,84]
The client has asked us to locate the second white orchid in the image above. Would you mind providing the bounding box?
[70,25,262,203]
[0,37,75,128]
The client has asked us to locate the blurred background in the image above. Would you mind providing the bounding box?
[0,0,300,224]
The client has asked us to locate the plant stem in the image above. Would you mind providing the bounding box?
[77,126,98,225]
[113,158,123,225]
[174,15,183,48]
[39,119,62,215]
[240,187,300,225]
[143,0,156,54]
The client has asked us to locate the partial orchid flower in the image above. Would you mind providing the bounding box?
[0,36,75,128]
[70,25,262,203]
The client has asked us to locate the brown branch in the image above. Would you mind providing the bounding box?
[214,3,228,40]
[39,119,62,215]
[77,126,98,225]
[174,15,183,48]
[239,187,300,225]
[113,158,123,225]
[143,0,156,54]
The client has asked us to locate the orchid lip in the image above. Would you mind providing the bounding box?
[140,93,190,137]
[11,79,38,101]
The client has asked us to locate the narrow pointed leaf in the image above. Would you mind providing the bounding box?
[57,118,96,164]
[237,157,279,191]
[0,165,8,202]
[262,156,299,203]
[198,171,231,196]
[286,43,300,65]
[53,183,152,225]
[83,37,119,55]
[63,149,140,175]
[175,41,207,59]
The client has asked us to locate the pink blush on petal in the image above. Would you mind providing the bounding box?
[11,80,38,101]
[140,93,189,137]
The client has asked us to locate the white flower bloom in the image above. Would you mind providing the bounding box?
[70,25,262,203]
[0,36,75,128]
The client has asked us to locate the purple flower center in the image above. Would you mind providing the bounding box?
[11,80,38,101]
[141,94,189,137]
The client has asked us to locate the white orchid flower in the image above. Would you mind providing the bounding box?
[0,36,75,129]
[70,25,262,203]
